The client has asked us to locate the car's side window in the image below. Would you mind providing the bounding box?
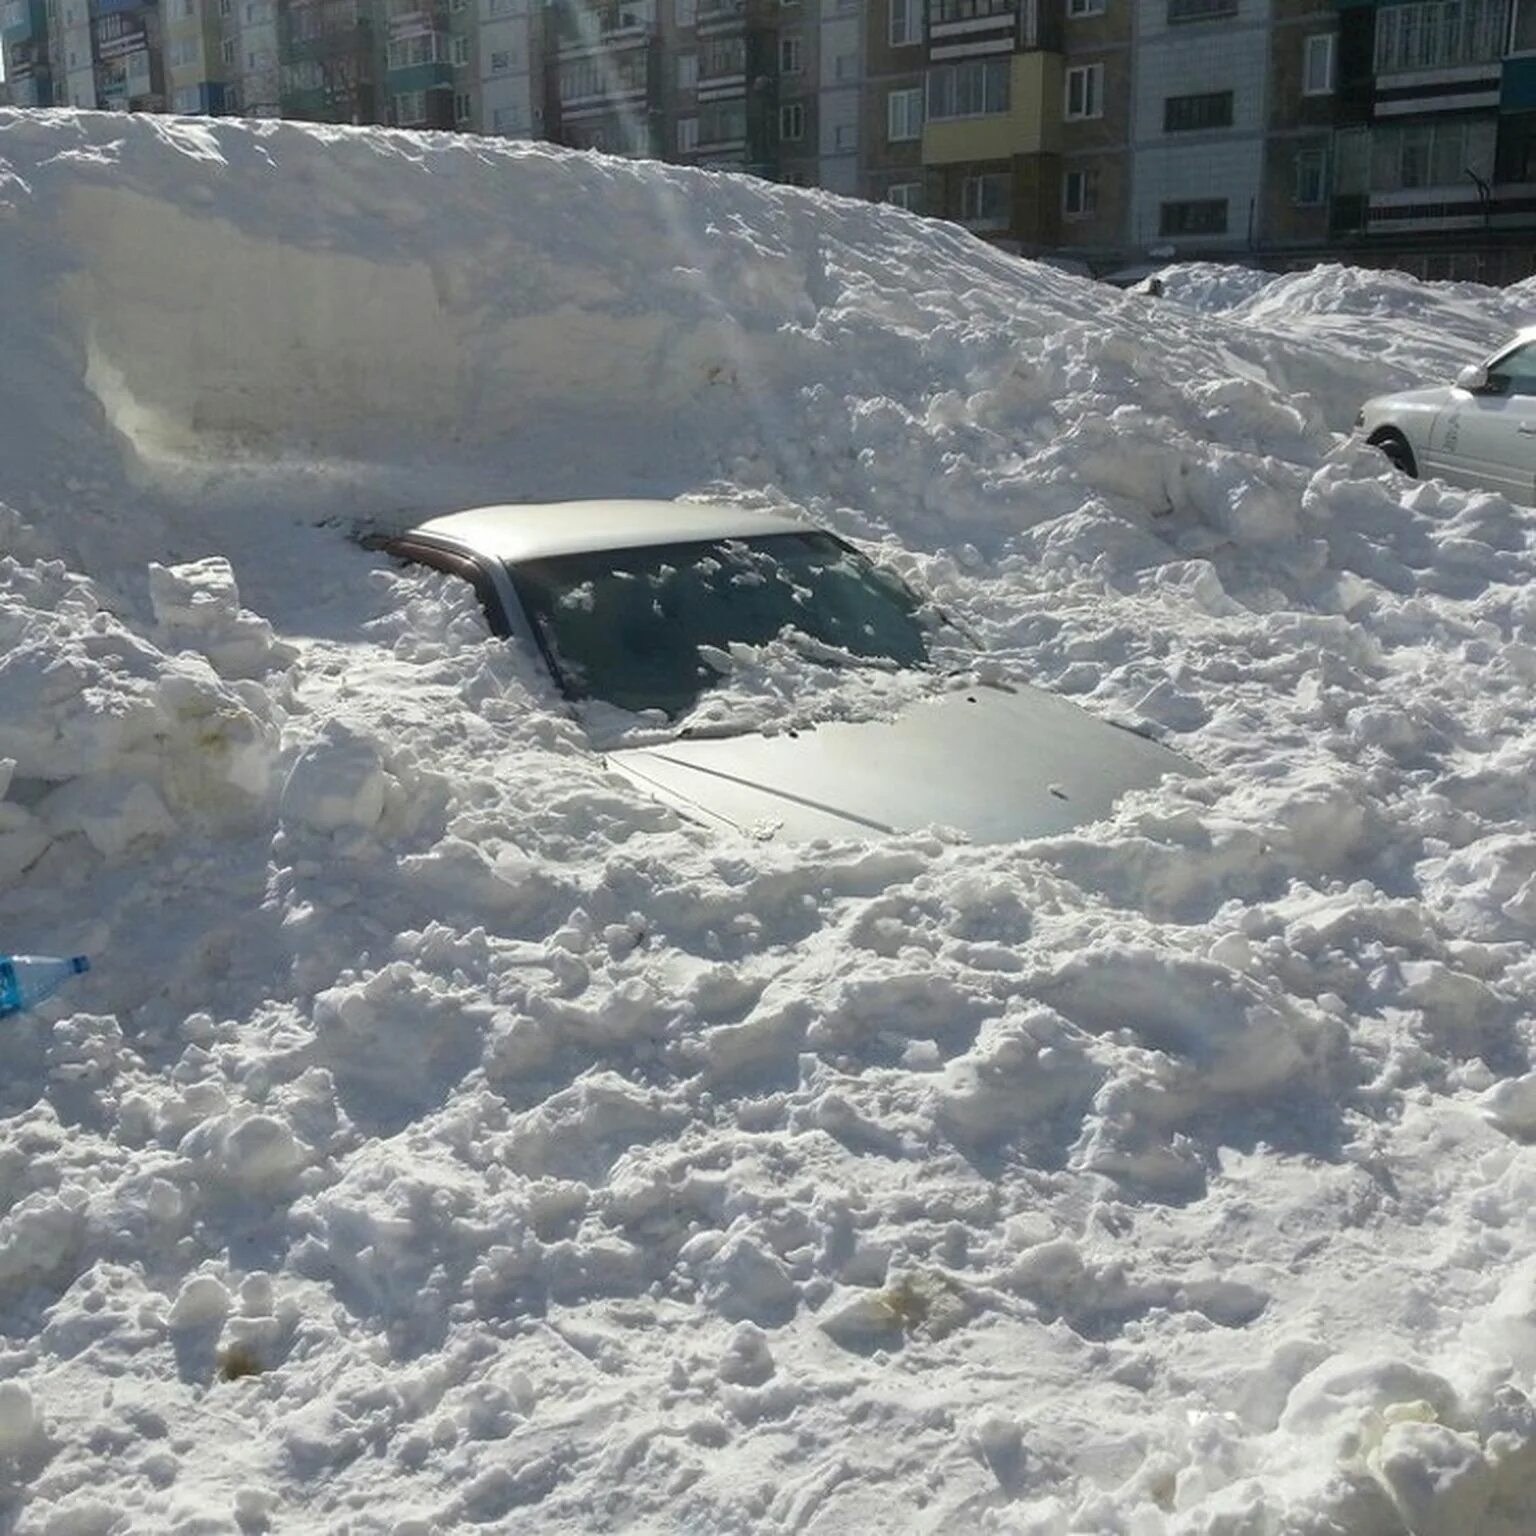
[383,540,511,638]
[1487,341,1536,397]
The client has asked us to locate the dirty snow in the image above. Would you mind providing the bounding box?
[5,108,1536,1533]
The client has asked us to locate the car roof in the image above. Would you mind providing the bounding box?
[407,500,816,565]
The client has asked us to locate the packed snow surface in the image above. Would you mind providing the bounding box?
[6,108,1536,1533]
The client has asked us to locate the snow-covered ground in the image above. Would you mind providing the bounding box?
[6,108,1536,1533]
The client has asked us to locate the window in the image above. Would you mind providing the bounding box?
[888,85,922,141]
[888,181,921,210]
[243,0,267,20]
[451,0,467,9]
[1063,166,1098,216]
[452,33,470,64]
[1487,340,1536,397]
[675,0,695,25]
[246,48,270,69]
[1159,198,1227,235]
[560,52,645,99]
[1293,147,1326,205]
[1064,63,1101,119]
[1163,90,1232,132]
[178,0,193,17]
[394,90,427,123]
[698,99,745,142]
[1303,33,1334,95]
[1167,0,1236,20]
[491,105,523,133]
[489,49,511,72]
[1368,117,1495,190]
[780,34,801,72]
[677,115,698,151]
[702,34,745,75]
[927,58,1009,119]
[834,52,857,80]
[1373,0,1507,75]
[780,101,804,139]
[168,36,201,67]
[453,90,471,121]
[961,172,1010,227]
[890,0,918,44]
[172,84,202,112]
[221,37,234,64]
[1020,0,1037,42]
[677,52,697,89]
[1067,0,1104,13]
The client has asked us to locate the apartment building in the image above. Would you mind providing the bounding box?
[913,0,1064,249]
[1127,0,1273,253]
[7,0,1536,278]
[1057,0,1132,259]
[858,0,923,209]
[1330,0,1529,281]
[1,0,54,105]
[1257,0,1336,255]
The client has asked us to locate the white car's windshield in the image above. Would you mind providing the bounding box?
[508,531,931,717]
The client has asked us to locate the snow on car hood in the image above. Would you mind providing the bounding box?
[605,681,1192,842]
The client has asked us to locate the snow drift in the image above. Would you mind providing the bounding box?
[5,107,1536,1533]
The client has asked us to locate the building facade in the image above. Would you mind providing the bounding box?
[5,0,1536,278]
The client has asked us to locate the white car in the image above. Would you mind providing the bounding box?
[1358,329,1536,503]
[369,500,1195,843]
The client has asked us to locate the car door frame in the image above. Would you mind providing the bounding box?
[375,523,583,674]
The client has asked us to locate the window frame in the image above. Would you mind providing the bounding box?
[1158,197,1228,236]
[927,57,1010,121]
[960,170,1011,228]
[1163,89,1233,133]
[779,100,805,141]
[887,180,922,211]
[889,0,918,46]
[1064,62,1102,121]
[1062,165,1098,217]
[1293,146,1327,205]
[1302,32,1335,95]
[887,84,923,142]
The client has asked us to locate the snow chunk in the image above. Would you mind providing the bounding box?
[280,723,388,834]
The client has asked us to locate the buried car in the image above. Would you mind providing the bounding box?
[372,500,1195,842]
[1358,328,1536,503]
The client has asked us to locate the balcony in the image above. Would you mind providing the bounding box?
[695,0,743,30]
[95,22,148,59]
[7,72,49,104]
[1,0,44,43]
[552,0,655,53]
[927,0,1026,59]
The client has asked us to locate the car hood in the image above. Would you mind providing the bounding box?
[604,682,1197,843]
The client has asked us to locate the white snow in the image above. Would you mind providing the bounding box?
[5,106,1536,1532]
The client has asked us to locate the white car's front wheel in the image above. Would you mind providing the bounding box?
[1368,428,1418,479]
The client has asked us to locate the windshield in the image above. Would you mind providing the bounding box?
[508,532,931,718]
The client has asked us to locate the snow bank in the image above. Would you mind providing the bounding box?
[4,108,1536,1532]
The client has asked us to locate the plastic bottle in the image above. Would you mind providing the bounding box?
[0,955,91,1018]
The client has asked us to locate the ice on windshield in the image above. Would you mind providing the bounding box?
[508,532,931,717]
